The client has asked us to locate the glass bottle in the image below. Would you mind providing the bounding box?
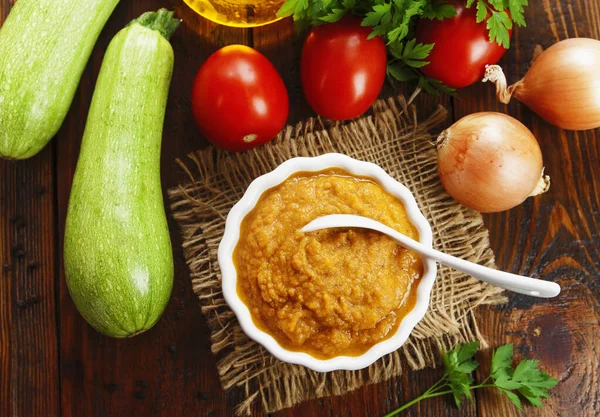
[183,0,285,28]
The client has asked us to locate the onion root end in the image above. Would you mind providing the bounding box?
[530,170,551,196]
[483,65,514,104]
[436,129,450,149]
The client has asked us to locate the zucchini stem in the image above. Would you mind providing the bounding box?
[128,8,180,41]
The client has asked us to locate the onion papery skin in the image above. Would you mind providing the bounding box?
[485,38,600,131]
[437,112,549,213]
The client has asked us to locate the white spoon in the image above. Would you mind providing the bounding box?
[302,214,561,298]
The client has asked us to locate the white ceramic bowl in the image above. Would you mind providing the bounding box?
[218,153,437,372]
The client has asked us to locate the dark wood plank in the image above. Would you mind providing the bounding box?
[1,0,597,416]
[55,2,244,417]
[0,151,60,417]
[0,2,60,417]
[449,1,600,416]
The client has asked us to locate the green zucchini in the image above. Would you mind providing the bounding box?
[0,0,120,159]
[64,10,179,338]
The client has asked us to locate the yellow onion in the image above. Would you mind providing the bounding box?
[437,112,550,213]
[483,38,600,131]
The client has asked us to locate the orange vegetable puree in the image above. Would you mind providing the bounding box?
[233,169,423,359]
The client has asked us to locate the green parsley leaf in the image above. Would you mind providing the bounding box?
[387,63,419,81]
[297,0,310,14]
[419,75,456,96]
[487,10,512,48]
[277,0,300,17]
[457,341,479,363]
[488,0,506,12]
[442,342,479,406]
[389,39,433,62]
[456,359,479,373]
[499,388,523,410]
[466,0,516,47]
[359,0,430,43]
[422,1,457,20]
[400,0,427,38]
[367,25,390,39]
[362,3,391,27]
[388,39,405,59]
[388,25,409,42]
[475,0,488,23]
[445,342,479,381]
[509,0,528,26]
[448,372,472,406]
[491,344,514,379]
[519,387,544,407]
[490,345,559,408]
[320,8,347,22]
[494,375,523,390]
[512,359,539,382]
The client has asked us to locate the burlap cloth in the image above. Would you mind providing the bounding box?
[168,96,507,415]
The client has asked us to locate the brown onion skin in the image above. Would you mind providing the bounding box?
[437,112,546,213]
[507,38,600,130]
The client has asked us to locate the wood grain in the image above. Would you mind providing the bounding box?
[0,0,599,416]
[0,1,60,416]
[0,150,60,417]
[452,1,600,416]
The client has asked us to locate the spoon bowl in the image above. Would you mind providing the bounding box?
[303,214,561,298]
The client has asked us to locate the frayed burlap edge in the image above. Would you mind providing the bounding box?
[168,95,507,415]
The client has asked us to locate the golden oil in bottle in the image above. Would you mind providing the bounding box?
[183,0,285,28]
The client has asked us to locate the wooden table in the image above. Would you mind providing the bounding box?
[1,1,599,416]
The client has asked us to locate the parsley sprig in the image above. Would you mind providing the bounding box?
[278,1,528,95]
[469,0,528,48]
[383,342,558,416]
[386,39,455,95]
[278,1,526,47]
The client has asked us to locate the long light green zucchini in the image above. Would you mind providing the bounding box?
[0,0,120,159]
[64,10,179,338]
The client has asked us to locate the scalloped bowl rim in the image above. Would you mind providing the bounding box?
[218,153,437,372]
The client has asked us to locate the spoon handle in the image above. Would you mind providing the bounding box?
[303,215,560,298]
[414,242,560,298]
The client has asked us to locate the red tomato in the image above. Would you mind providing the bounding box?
[301,17,387,120]
[191,45,289,152]
[416,1,511,88]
